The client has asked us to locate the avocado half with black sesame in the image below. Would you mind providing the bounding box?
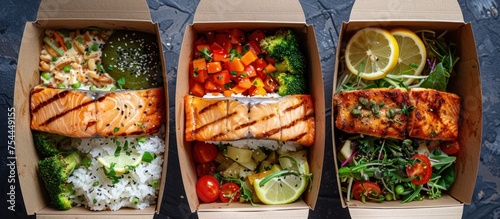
[102,31,162,89]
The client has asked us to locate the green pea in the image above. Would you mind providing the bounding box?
[41,72,52,80]
[71,81,81,89]
[92,181,99,187]
[395,184,405,195]
[138,136,147,143]
[65,40,72,50]
[56,84,65,89]
[52,56,58,62]
[152,180,158,189]
[76,37,84,44]
[63,65,71,73]
[132,197,139,205]
[385,193,393,201]
[91,42,99,52]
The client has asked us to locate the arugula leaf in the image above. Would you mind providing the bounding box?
[419,62,450,91]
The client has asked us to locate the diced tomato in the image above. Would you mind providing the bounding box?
[244,65,257,78]
[406,154,433,185]
[247,40,262,55]
[207,61,222,73]
[240,49,258,66]
[248,29,266,43]
[215,33,229,46]
[263,76,278,93]
[441,141,460,155]
[253,58,268,72]
[212,49,227,62]
[193,58,207,70]
[196,162,216,178]
[194,36,207,46]
[265,56,276,65]
[213,70,231,86]
[228,57,245,72]
[210,42,224,51]
[189,82,205,97]
[229,28,245,44]
[205,31,216,44]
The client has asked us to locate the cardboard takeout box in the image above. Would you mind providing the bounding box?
[174,0,325,218]
[332,0,482,218]
[14,0,169,218]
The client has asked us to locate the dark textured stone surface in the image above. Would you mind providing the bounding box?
[0,0,499,218]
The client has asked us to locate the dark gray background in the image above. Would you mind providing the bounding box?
[1,0,499,218]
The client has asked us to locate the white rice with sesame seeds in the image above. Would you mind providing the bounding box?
[68,134,164,211]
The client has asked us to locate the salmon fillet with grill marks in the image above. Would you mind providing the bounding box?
[407,88,460,140]
[333,88,409,140]
[279,95,315,146]
[30,86,96,138]
[96,87,165,136]
[185,96,228,141]
[184,95,316,146]
[248,100,281,141]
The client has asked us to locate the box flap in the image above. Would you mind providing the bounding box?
[193,0,305,24]
[349,0,463,22]
[37,0,152,22]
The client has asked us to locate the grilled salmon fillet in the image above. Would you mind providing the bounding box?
[30,86,96,138]
[96,87,165,136]
[333,88,409,140]
[185,96,228,141]
[248,100,282,141]
[407,88,460,140]
[279,95,315,146]
[185,95,315,146]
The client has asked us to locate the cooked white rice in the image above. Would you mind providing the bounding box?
[68,135,164,211]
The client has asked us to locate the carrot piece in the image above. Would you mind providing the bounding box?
[53,32,67,51]
[189,82,205,97]
[192,58,207,70]
[238,77,253,89]
[263,63,276,74]
[231,85,247,94]
[196,44,210,51]
[240,49,258,66]
[207,61,222,73]
[223,89,233,97]
[191,69,209,83]
[228,57,245,72]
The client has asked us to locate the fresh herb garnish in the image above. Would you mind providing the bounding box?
[117,77,126,89]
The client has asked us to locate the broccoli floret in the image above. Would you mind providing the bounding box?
[274,51,306,74]
[260,29,301,60]
[38,151,81,210]
[277,73,307,96]
[33,131,71,158]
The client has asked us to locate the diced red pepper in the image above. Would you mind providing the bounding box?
[248,29,266,43]
[247,40,262,55]
[229,28,245,44]
[212,49,227,62]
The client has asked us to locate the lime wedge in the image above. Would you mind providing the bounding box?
[97,152,142,175]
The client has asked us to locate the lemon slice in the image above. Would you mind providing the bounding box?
[97,152,142,175]
[253,171,308,205]
[345,27,399,80]
[388,28,427,85]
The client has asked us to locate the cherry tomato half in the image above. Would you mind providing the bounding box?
[219,182,241,203]
[196,161,216,178]
[196,175,220,203]
[441,141,460,155]
[193,141,218,164]
[352,181,381,201]
[406,154,433,185]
